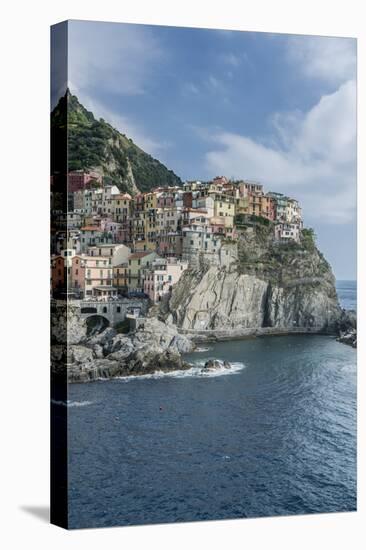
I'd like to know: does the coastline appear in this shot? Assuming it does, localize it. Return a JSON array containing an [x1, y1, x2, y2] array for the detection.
[[63, 327, 354, 385], [52, 298, 356, 385]]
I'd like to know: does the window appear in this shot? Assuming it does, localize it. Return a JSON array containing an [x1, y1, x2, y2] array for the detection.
[[117, 306, 121, 313]]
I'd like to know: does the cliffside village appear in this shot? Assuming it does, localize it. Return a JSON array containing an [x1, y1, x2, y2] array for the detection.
[[51, 173, 303, 304]]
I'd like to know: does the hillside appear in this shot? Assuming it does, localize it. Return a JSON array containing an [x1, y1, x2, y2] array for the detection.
[[51, 91, 182, 194]]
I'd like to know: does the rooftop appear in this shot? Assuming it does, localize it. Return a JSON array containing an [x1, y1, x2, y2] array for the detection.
[[80, 226, 101, 231], [129, 251, 155, 260]]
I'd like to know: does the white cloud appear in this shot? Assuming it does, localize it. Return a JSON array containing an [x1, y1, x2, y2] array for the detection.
[[220, 53, 242, 67], [287, 35, 356, 85], [68, 21, 164, 96], [182, 82, 200, 95], [205, 80, 356, 224], [67, 21, 167, 157]]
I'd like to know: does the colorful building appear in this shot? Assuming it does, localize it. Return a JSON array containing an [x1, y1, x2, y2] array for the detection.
[[144, 258, 188, 302], [119, 251, 159, 292]]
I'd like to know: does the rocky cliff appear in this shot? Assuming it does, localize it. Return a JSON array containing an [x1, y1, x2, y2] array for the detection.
[[51, 302, 194, 383], [163, 225, 342, 335]]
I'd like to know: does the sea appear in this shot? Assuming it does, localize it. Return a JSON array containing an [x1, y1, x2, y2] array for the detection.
[[336, 280, 357, 311], [65, 281, 357, 529]]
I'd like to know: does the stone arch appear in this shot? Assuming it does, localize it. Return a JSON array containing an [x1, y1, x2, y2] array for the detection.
[[85, 314, 110, 337]]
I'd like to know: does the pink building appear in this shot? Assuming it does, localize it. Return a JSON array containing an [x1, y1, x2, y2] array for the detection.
[[144, 258, 188, 302], [157, 192, 174, 208], [212, 175, 229, 186], [68, 171, 102, 192], [156, 232, 183, 257], [100, 218, 124, 242]]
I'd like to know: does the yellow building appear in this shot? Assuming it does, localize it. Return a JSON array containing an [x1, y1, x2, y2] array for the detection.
[[144, 192, 158, 210], [111, 193, 132, 223], [209, 192, 235, 217], [115, 251, 159, 292], [235, 196, 249, 215], [132, 211, 146, 249]]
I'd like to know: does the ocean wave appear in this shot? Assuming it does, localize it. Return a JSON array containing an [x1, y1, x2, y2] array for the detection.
[[110, 361, 246, 382], [51, 399, 94, 407], [193, 346, 212, 352]]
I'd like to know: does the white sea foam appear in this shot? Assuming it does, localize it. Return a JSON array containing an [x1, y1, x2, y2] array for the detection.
[[51, 399, 94, 407], [111, 361, 245, 382]]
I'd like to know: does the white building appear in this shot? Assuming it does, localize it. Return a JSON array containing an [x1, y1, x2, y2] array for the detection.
[[67, 211, 83, 229], [86, 243, 131, 266], [274, 222, 301, 242], [286, 198, 303, 226]]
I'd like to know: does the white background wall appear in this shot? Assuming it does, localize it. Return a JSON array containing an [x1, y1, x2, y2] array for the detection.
[[0, 1, 364, 549]]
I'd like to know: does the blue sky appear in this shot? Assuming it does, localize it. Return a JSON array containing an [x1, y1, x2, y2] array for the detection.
[[58, 20, 356, 279]]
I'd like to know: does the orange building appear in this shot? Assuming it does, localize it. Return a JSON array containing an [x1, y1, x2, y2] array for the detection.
[[248, 193, 275, 220]]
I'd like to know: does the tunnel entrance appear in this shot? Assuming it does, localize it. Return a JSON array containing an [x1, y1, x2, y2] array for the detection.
[[85, 314, 110, 337]]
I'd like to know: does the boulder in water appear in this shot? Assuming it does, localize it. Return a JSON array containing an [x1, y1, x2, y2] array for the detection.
[[203, 359, 230, 371]]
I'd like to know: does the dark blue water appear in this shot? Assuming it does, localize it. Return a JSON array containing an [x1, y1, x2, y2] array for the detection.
[[67, 335, 356, 529], [336, 280, 357, 311]]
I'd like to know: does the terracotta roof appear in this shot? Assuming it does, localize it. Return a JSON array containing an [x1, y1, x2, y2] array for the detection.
[[80, 226, 100, 231]]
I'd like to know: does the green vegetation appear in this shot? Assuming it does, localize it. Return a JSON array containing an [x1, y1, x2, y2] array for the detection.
[[301, 228, 316, 250], [236, 222, 330, 285], [51, 90, 182, 194], [249, 214, 271, 226], [234, 213, 271, 227]]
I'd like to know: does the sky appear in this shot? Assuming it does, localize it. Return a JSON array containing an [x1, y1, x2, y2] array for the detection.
[[54, 20, 357, 279]]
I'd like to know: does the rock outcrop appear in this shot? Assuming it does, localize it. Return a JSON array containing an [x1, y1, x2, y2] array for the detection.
[[203, 359, 231, 371], [162, 225, 342, 334], [336, 309, 357, 348], [51, 315, 194, 383], [336, 329, 357, 348]]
